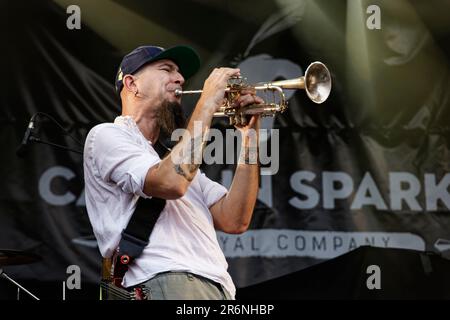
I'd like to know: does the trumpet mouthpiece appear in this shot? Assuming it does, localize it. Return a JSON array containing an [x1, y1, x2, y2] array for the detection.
[[174, 89, 183, 97]]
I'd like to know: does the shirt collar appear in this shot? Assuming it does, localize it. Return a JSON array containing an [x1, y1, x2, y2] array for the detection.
[[114, 115, 153, 145]]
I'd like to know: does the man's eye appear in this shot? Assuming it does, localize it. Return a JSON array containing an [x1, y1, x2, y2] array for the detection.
[[161, 68, 170, 72]]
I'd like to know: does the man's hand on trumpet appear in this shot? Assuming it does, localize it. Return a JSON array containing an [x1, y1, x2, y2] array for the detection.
[[231, 88, 263, 131], [198, 67, 241, 114], [195, 67, 264, 128]]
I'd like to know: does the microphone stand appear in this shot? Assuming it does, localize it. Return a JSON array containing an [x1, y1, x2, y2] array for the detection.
[[10, 112, 82, 300], [0, 268, 40, 300], [29, 136, 83, 155], [17, 112, 84, 156]]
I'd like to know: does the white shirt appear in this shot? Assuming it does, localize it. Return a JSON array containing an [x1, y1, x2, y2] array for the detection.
[[83, 116, 235, 298]]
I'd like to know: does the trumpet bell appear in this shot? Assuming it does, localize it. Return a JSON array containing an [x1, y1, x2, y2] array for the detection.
[[268, 61, 332, 104], [304, 61, 332, 104]]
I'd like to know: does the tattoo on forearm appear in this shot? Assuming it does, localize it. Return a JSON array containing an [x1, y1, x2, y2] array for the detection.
[[172, 134, 206, 181], [174, 164, 196, 182], [239, 145, 259, 165], [238, 129, 259, 165]]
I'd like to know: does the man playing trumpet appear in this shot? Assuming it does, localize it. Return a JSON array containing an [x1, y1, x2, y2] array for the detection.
[[83, 45, 262, 300]]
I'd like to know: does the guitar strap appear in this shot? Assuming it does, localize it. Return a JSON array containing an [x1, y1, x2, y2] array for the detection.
[[103, 140, 170, 295]]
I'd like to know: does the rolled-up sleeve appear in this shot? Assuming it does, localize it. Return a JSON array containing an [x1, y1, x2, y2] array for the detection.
[[198, 171, 228, 208], [85, 125, 160, 198]]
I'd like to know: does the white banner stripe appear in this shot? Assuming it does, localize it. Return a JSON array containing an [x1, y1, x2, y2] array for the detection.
[[217, 230, 426, 259]]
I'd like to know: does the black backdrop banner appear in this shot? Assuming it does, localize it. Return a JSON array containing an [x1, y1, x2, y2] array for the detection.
[[1, 0, 449, 294]]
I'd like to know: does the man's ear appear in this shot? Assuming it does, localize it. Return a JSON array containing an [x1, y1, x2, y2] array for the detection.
[[123, 74, 137, 93]]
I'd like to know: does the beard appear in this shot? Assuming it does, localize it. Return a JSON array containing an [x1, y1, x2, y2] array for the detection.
[[157, 100, 186, 138]]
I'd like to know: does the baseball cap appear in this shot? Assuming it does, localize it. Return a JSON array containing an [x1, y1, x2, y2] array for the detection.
[[115, 45, 201, 94]]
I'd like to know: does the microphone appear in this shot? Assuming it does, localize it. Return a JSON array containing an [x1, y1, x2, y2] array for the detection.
[[16, 115, 37, 157]]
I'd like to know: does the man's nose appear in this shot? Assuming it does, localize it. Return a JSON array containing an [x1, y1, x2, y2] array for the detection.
[[174, 72, 185, 86]]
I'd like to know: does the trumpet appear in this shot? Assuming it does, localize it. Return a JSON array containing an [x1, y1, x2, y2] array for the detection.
[[175, 61, 332, 125]]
